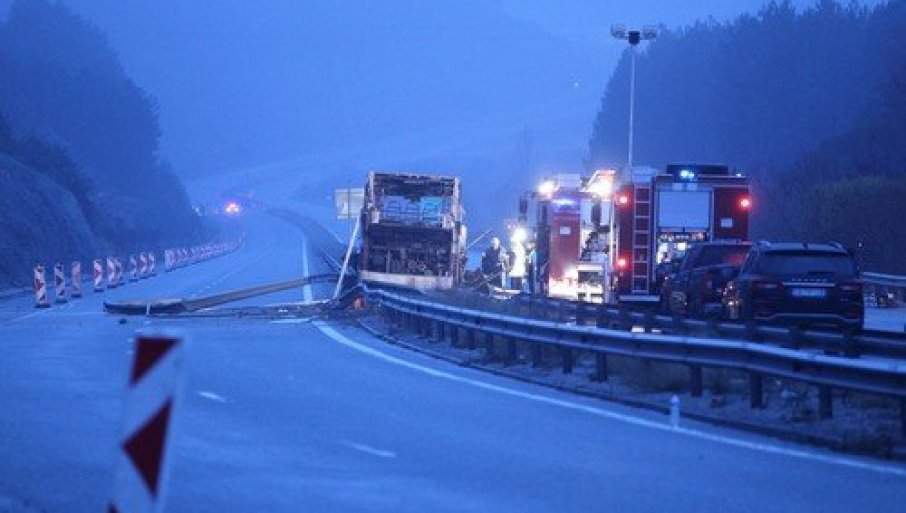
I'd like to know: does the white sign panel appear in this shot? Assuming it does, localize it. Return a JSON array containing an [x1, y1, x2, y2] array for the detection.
[[334, 188, 365, 220], [657, 190, 711, 231]]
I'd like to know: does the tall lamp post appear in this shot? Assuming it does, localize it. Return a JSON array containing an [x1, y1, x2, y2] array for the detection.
[[610, 25, 659, 170]]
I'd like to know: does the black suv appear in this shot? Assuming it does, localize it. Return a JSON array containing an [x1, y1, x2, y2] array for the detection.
[[722, 242, 863, 331], [662, 241, 752, 317]]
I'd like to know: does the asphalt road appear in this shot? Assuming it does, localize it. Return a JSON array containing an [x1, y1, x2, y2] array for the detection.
[[1, 208, 905, 513]]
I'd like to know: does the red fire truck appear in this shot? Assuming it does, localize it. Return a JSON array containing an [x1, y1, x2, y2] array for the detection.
[[611, 164, 751, 305], [518, 164, 750, 304]]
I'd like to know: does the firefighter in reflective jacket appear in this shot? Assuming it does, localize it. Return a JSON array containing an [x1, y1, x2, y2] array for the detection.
[[481, 237, 509, 288], [509, 236, 526, 291]]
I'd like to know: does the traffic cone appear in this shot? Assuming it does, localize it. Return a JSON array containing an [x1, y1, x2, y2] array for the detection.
[[53, 263, 68, 303]]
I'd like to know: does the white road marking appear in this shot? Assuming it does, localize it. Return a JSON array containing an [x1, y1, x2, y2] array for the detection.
[[339, 440, 397, 459], [313, 321, 906, 478], [300, 234, 313, 302], [197, 391, 228, 403]]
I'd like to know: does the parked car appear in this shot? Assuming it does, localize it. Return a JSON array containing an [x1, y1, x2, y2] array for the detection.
[[662, 241, 752, 316], [722, 242, 863, 331]]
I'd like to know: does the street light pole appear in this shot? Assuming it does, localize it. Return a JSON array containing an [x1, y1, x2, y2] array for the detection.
[[611, 25, 659, 171]]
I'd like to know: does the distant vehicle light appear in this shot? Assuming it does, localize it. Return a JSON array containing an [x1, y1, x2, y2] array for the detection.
[[617, 193, 630, 206], [538, 180, 557, 199], [224, 201, 242, 215], [616, 257, 628, 269], [739, 197, 752, 210], [586, 177, 614, 198]]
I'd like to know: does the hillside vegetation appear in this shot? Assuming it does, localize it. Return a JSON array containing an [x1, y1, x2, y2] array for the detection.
[[588, 0, 906, 272], [0, 0, 201, 286]]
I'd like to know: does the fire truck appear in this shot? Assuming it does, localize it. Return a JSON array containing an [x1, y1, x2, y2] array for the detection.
[[518, 164, 750, 304], [611, 164, 751, 304]]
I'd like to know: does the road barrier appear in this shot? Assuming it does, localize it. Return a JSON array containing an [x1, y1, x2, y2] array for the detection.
[[369, 288, 906, 434], [148, 252, 156, 276], [107, 257, 118, 289], [129, 255, 139, 282], [108, 332, 183, 513], [34, 265, 49, 308], [53, 263, 67, 304], [93, 259, 105, 292], [138, 253, 149, 279], [71, 261, 82, 298]]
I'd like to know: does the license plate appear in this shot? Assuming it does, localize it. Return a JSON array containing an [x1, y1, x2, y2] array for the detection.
[[791, 287, 826, 298]]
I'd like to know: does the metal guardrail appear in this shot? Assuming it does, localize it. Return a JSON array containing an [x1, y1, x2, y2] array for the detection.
[[508, 294, 906, 358], [369, 288, 906, 433]]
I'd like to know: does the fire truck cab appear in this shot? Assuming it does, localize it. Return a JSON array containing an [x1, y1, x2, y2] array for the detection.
[[611, 164, 751, 305]]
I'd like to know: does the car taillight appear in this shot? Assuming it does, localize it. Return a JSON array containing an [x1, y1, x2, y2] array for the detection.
[[616, 257, 628, 269]]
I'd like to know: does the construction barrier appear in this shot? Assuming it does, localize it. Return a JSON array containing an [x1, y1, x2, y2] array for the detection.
[[71, 261, 82, 298], [148, 252, 156, 276], [116, 258, 124, 287], [34, 264, 49, 308], [94, 259, 105, 292], [129, 255, 139, 282], [53, 263, 67, 304], [108, 257, 118, 289], [108, 333, 184, 513]]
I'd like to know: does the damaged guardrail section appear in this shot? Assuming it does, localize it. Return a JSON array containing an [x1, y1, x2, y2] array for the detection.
[[371, 289, 906, 436]]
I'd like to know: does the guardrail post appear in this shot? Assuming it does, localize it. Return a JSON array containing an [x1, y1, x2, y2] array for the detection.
[[420, 316, 431, 338], [594, 353, 608, 382], [745, 320, 757, 341], [435, 321, 445, 342], [450, 325, 460, 347], [532, 343, 543, 367], [749, 373, 764, 408], [595, 305, 607, 329], [689, 365, 703, 397], [467, 327, 477, 350], [576, 302, 586, 326], [561, 346, 573, 374], [504, 338, 517, 366], [619, 308, 632, 331], [643, 312, 655, 333], [818, 386, 833, 419], [484, 332, 495, 358], [557, 301, 568, 323]]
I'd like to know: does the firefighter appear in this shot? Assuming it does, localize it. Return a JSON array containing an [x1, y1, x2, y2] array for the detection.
[[509, 234, 527, 291], [481, 237, 509, 288]]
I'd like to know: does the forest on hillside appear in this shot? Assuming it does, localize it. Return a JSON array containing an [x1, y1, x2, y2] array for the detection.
[[0, 0, 201, 284], [588, 0, 906, 272]]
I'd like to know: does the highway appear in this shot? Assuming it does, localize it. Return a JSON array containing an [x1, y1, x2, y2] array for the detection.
[[1, 208, 905, 513]]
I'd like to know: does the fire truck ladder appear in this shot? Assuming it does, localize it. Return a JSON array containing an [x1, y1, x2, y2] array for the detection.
[[631, 185, 651, 293]]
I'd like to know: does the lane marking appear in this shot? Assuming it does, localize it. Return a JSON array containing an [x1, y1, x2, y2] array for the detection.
[[197, 391, 227, 403], [300, 233, 313, 302], [339, 440, 397, 459], [313, 321, 906, 478]]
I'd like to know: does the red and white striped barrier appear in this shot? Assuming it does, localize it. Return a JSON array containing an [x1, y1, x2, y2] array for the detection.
[[129, 255, 139, 282], [53, 263, 67, 303], [94, 259, 105, 292], [34, 264, 50, 308], [109, 333, 184, 513], [148, 252, 156, 276], [71, 261, 82, 298], [138, 253, 149, 279], [108, 257, 118, 289], [116, 258, 125, 287]]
